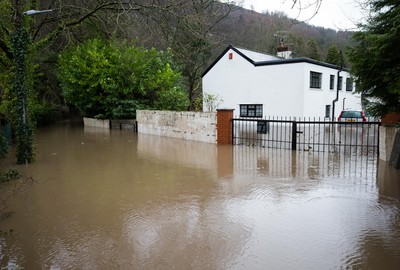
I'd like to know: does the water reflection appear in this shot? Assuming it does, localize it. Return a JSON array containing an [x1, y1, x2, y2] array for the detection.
[[377, 160, 400, 200], [0, 121, 399, 269]]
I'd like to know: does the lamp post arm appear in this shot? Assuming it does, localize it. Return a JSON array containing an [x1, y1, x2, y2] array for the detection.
[[23, 10, 53, 16]]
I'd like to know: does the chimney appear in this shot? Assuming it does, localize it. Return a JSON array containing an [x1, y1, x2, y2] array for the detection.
[[277, 38, 292, 59]]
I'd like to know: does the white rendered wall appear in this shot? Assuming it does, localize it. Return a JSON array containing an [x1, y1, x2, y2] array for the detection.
[[203, 49, 362, 119], [302, 63, 362, 119], [251, 63, 305, 117], [203, 48, 305, 118]]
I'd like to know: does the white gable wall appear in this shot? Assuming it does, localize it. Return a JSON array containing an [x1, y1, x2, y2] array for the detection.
[[203, 49, 253, 114]]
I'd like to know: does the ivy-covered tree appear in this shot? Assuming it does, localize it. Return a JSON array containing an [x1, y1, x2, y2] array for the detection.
[[347, 0, 400, 116], [58, 39, 189, 119]]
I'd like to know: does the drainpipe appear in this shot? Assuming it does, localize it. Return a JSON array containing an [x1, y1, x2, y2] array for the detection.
[[342, 98, 346, 110], [331, 66, 343, 121]]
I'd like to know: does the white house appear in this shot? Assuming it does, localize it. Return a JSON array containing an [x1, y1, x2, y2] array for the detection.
[[202, 45, 362, 119]]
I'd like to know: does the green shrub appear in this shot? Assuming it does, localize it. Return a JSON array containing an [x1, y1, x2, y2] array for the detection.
[[58, 39, 189, 119]]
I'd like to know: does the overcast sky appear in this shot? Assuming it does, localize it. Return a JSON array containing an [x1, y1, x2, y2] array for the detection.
[[242, 0, 368, 30]]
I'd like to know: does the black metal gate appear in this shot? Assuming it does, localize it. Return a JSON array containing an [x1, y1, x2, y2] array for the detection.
[[232, 117, 381, 156]]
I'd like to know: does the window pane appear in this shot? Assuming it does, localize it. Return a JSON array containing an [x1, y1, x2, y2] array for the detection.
[[256, 105, 263, 117], [338, 76, 343, 90], [310, 71, 322, 88], [239, 104, 263, 118], [240, 105, 247, 117], [346, 78, 353, 91], [325, 105, 331, 118], [248, 105, 255, 117]]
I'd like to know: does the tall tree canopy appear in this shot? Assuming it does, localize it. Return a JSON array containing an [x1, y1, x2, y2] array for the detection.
[[348, 0, 400, 116], [325, 45, 343, 66], [306, 39, 320, 61]]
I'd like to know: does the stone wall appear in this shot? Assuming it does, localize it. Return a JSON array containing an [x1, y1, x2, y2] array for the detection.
[[380, 126, 399, 162], [389, 130, 400, 169], [137, 110, 217, 144], [83, 117, 110, 128]]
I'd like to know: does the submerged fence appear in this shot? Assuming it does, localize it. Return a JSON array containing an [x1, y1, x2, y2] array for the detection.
[[232, 116, 381, 156]]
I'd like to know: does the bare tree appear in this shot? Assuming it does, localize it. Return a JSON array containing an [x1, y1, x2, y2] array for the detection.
[[287, 0, 323, 23], [138, 0, 242, 109]]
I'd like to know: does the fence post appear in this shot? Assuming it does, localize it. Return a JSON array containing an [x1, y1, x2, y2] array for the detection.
[[217, 109, 234, 145], [291, 121, 297, 150]]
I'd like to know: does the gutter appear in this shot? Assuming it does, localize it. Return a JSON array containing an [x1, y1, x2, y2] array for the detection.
[[332, 67, 343, 121]]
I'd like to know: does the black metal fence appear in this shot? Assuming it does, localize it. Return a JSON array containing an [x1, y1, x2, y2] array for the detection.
[[232, 116, 381, 156]]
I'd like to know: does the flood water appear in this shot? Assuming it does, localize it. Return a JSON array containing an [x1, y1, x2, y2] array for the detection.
[[1, 121, 400, 269]]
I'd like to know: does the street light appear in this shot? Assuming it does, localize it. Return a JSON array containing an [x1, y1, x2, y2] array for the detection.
[[23, 9, 53, 16], [12, 2, 53, 164]]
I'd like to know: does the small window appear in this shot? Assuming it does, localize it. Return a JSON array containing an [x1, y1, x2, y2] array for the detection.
[[338, 76, 343, 90], [329, 75, 335, 90], [310, 71, 322, 89], [240, 104, 263, 118], [346, 78, 353, 91], [325, 105, 331, 118]]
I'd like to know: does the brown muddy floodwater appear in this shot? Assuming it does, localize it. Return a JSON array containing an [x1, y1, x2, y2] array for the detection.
[[1, 121, 400, 270]]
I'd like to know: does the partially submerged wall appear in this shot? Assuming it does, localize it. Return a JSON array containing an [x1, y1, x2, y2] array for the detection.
[[389, 130, 400, 169], [137, 110, 217, 144], [83, 117, 110, 128], [380, 126, 400, 169]]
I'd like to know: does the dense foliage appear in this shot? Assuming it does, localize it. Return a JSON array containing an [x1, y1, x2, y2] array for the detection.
[[58, 39, 189, 119], [325, 45, 343, 66], [0, 132, 8, 158], [305, 39, 321, 61], [348, 0, 400, 116]]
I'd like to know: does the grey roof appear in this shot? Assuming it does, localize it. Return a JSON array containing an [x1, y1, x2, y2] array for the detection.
[[236, 47, 281, 62], [202, 45, 347, 78]]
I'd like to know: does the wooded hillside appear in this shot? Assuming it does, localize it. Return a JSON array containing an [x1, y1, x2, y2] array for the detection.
[[211, 7, 354, 64]]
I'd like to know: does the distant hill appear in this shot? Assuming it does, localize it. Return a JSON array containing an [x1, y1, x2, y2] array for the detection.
[[211, 7, 354, 63]]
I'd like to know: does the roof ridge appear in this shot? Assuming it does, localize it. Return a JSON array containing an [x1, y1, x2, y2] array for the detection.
[[201, 45, 348, 78]]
